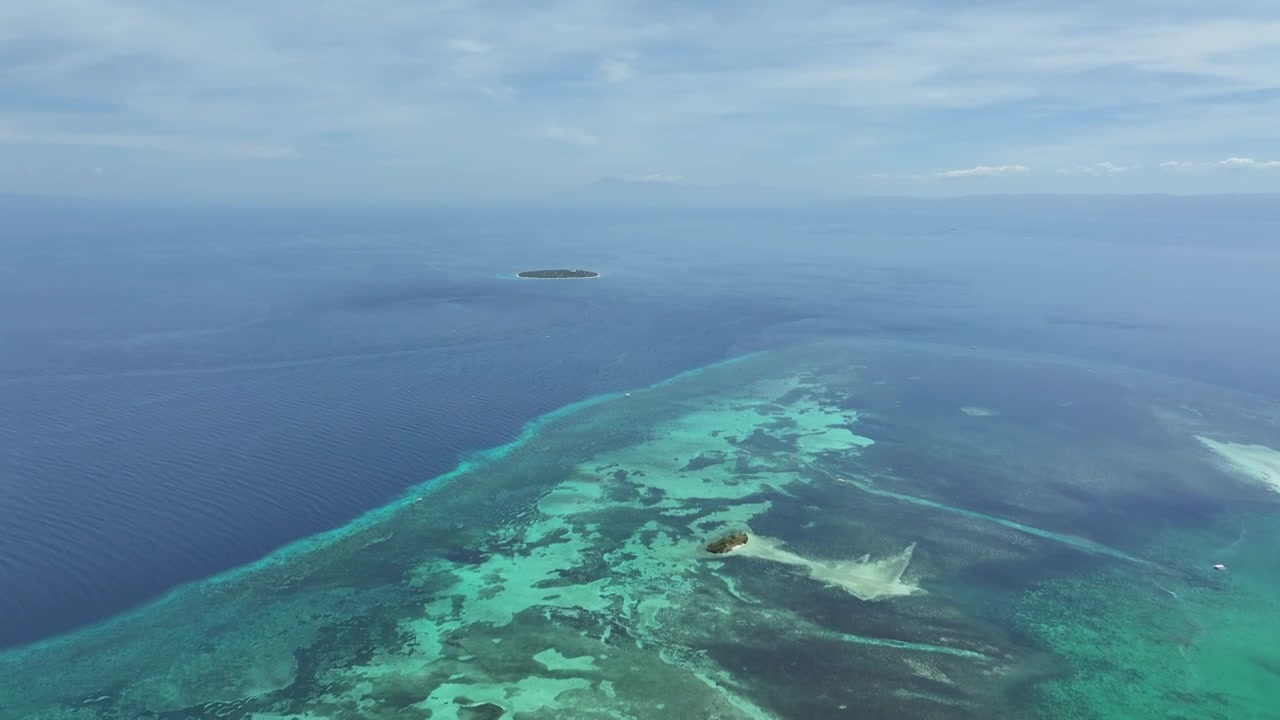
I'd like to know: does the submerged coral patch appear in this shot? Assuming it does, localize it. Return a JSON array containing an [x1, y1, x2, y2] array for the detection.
[[3, 341, 1280, 719]]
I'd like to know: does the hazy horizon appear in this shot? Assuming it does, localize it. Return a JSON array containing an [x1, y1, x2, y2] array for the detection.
[[7, 181, 1280, 212], [5, 1, 1280, 202]]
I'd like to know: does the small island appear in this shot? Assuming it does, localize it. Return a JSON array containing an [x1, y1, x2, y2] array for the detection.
[[516, 269, 600, 279], [705, 532, 749, 554]]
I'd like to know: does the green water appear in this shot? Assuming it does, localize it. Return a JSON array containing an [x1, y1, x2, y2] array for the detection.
[[3, 340, 1278, 719]]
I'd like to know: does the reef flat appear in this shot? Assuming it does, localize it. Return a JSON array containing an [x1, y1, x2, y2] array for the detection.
[[2, 340, 1278, 719]]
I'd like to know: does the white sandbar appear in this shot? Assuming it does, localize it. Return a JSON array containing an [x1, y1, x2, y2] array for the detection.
[[1196, 436, 1280, 493], [730, 536, 921, 601]]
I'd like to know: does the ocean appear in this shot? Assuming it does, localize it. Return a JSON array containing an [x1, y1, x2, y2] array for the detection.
[[1, 199, 1278, 718]]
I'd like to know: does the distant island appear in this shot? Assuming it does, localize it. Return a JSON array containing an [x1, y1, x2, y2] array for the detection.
[[516, 269, 599, 279]]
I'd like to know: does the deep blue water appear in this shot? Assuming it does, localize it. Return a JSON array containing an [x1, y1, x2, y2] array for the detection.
[[1, 200, 1278, 649]]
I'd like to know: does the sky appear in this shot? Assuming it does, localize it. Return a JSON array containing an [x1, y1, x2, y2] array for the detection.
[[3, 0, 1280, 202]]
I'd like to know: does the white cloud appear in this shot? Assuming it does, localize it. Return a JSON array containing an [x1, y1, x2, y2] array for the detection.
[[935, 165, 1031, 178], [1218, 157, 1253, 168], [0, 125, 299, 159], [1057, 161, 1131, 175], [541, 123, 599, 147], [1160, 157, 1280, 171], [1216, 157, 1280, 169], [225, 142, 302, 159], [5, 1, 1280, 198], [596, 57, 635, 83], [447, 38, 494, 54]]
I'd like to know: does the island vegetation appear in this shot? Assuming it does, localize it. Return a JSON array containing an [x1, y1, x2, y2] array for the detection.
[[516, 269, 599, 279], [705, 532, 749, 554]]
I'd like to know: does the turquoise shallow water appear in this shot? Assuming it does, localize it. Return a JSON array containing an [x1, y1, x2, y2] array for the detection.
[[3, 339, 1278, 719]]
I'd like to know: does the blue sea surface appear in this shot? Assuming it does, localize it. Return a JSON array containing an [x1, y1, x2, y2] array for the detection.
[[1, 200, 1278, 653]]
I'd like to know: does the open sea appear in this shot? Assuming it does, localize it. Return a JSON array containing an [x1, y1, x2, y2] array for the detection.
[[1, 198, 1278, 718]]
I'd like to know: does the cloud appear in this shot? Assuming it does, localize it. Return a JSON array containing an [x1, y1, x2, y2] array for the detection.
[[862, 165, 1030, 181], [1057, 162, 1131, 175], [1216, 157, 1280, 169], [447, 38, 494, 55], [1160, 157, 1280, 171], [596, 57, 635, 83], [225, 143, 303, 159], [4, 1, 1280, 199], [0, 125, 300, 159], [935, 165, 1031, 178], [541, 123, 599, 147]]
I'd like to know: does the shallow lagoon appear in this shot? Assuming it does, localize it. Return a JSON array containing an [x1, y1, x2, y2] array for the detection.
[[3, 339, 1278, 719]]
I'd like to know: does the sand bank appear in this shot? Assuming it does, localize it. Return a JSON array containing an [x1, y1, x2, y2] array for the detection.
[[731, 536, 921, 601], [1196, 436, 1280, 493]]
